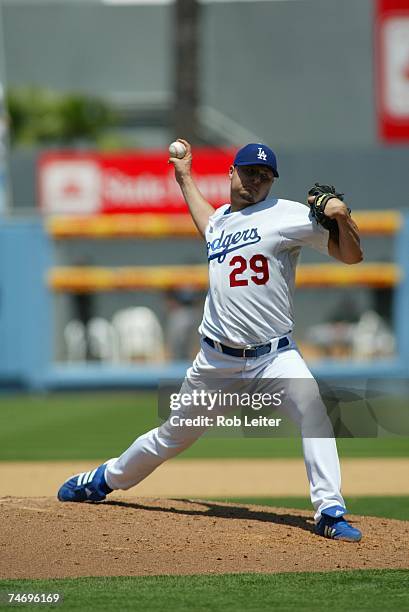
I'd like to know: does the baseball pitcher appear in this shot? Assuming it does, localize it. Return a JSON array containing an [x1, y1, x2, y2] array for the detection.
[[57, 140, 363, 542]]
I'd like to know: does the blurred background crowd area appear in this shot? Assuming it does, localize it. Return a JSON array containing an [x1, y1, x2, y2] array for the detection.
[[59, 291, 395, 364], [0, 0, 407, 369]]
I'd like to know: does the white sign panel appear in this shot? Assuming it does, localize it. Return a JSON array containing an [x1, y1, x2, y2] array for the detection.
[[383, 17, 409, 117]]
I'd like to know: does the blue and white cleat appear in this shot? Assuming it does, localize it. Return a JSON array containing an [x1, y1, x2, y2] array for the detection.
[[315, 505, 362, 542], [57, 463, 112, 502]]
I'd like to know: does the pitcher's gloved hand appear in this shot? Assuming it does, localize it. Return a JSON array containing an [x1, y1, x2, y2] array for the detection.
[[307, 183, 350, 232]]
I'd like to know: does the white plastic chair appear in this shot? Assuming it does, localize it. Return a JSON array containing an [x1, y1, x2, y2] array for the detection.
[[112, 307, 165, 363], [352, 310, 395, 359], [87, 317, 119, 363], [64, 319, 86, 362]]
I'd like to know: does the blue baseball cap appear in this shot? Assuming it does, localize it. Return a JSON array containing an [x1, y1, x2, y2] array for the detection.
[[233, 143, 279, 177]]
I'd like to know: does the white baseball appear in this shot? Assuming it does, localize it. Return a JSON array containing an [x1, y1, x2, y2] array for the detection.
[[169, 141, 187, 159]]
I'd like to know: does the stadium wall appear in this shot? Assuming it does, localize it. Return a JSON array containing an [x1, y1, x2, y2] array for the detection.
[[0, 214, 408, 391]]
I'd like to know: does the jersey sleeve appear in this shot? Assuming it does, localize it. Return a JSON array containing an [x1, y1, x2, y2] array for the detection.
[[204, 204, 230, 238], [279, 201, 329, 255]]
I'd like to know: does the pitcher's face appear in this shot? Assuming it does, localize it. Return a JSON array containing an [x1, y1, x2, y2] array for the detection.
[[229, 164, 274, 208]]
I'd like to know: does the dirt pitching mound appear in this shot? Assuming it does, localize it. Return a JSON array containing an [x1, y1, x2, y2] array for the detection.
[[0, 497, 408, 579]]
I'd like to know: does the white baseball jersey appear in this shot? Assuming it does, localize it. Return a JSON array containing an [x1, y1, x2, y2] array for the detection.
[[199, 197, 329, 346]]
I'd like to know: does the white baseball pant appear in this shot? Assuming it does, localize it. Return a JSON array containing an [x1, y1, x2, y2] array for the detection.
[[105, 337, 345, 521]]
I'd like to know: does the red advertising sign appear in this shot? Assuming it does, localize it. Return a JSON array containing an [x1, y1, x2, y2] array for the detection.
[[376, 0, 409, 142], [38, 149, 234, 215]]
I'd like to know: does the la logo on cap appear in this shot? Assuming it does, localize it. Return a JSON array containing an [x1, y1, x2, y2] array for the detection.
[[257, 148, 267, 161]]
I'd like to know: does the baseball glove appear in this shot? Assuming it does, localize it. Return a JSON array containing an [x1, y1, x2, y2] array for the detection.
[[308, 183, 349, 232]]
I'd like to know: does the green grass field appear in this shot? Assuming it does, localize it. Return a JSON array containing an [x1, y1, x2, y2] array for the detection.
[[0, 391, 408, 460], [0, 571, 408, 611], [213, 496, 409, 521], [1, 391, 408, 611]]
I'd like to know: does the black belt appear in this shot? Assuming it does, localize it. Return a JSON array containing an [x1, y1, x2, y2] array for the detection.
[[203, 336, 290, 358]]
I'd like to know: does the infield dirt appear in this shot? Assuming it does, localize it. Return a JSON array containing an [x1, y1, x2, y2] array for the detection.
[[1, 497, 408, 579]]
